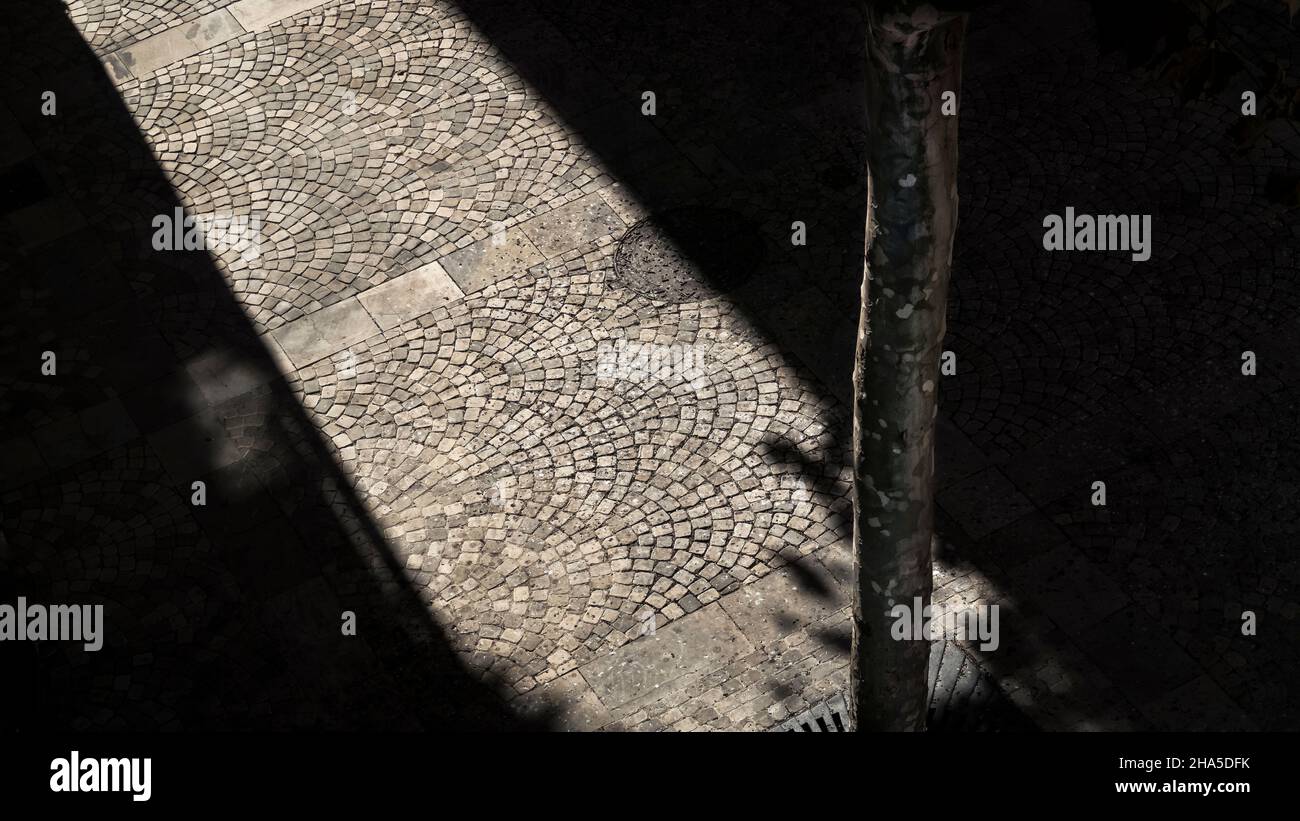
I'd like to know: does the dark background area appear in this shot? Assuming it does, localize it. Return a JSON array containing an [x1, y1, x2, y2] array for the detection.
[[2, 0, 1297, 731]]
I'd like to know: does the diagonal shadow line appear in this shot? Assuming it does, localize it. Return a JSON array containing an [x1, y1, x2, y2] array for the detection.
[[447, 0, 870, 611], [454, 0, 869, 381], [447, 0, 1300, 732], [445, 0, 1044, 731], [0, 0, 550, 731], [0, 0, 1138, 732]]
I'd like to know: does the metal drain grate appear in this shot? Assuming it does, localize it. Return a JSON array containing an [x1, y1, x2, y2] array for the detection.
[[611, 207, 763, 303], [774, 693, 850, 732]]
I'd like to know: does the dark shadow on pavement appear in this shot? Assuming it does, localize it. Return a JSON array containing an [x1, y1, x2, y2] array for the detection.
[[452, 0, 1298, 731], [0, 0, 547, 731]]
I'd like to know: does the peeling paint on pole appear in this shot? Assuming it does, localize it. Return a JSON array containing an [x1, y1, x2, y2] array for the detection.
[[852, 2, 967, 732]]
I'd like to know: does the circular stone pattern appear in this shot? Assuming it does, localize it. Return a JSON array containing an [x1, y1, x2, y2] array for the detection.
[[612, 207, 763, 303]]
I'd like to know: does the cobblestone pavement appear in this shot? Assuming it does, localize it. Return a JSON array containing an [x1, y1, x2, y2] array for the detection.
[[1, 0, 1296, 730]]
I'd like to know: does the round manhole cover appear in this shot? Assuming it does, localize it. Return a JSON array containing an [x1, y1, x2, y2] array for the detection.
[[612, 207, 763, 303]]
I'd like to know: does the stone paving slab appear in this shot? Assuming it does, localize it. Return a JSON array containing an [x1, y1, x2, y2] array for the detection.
[[719, 557, 845, 650], [356, 260, 464, 331], [935, 415, 990, 490], [973, 512, 1072, 571], [437, 228, 547, 295], [32, 398, 140, 474], [1004, 542, 1130, 635], [603, 613, 848, 731], [228, 0, 332, 32], [102, 52, 134, 83], [66, 0, 241, 56], [518, 193, 626, 259], [108, 9, 245, 78], [144, 407, 244, 483], [86, 0, 613, 334], [1138, 675, 1258, 732], [596, 183, 645, 226], [1075, 606, 1206, 706], [579, 602, 753, 709], [268, 297, 380, 370], [515, 670, 614, 731], [937, 468, 1038, 541], [185, 346, 281, 406], [262, 335, 298, 378]]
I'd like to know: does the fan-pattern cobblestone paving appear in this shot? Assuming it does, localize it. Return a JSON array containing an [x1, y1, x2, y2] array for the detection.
[[1, 0, 1295, 730]]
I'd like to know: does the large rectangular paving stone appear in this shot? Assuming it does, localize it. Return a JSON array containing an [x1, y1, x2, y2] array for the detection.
[[937, 467, 1038, 541], [1076, 605, 1204, 704], [596, 183, 646, 226], [184, 345, 281, 406], [519, 193, 625, 259], [229, 0, 332, 32], [103, 53, 134, 83], [974, 511, 1070, 570], [438, 228, 545, 294], [1138, 675, 1257, 732], [145, 406, 243, 483], [268, 297, 379, 370], [357, 260, 463, 330], [109, 9, 245, 78], [263, 335, 297, 377], [579, 604, 752, 709], [1004, 542, 1129, 635], [720, 560, 846, 649], [513, 670, 613, 732], [33, 399, 140, 473]]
